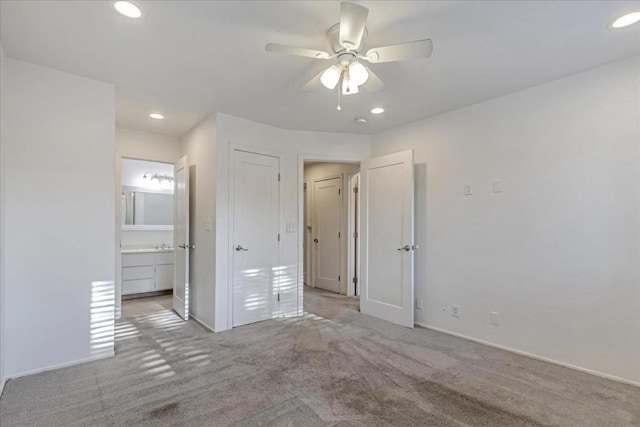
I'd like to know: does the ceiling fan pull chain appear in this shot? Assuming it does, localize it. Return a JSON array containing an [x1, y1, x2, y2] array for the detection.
[[336, 73, 342, 111]]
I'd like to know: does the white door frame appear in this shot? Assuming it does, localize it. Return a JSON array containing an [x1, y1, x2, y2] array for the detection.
[[297, 153, 363, 315], [228, 144, 284, 329], [346, 171, 360, 297]]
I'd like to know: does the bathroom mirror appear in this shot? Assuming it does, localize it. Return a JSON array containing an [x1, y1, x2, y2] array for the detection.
[[121, 186, 174, 230]]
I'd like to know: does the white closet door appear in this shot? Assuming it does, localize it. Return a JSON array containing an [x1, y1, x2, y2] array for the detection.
[[232, 150, 280, 327]]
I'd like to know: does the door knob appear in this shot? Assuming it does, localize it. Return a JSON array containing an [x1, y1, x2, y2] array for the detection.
[[396, 245, 411, 251], [235, 245, 248, 251], [314, 238, 319, 243]]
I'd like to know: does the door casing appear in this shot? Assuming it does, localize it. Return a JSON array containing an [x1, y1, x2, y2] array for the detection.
[[347, 172, 360, 296], [297, 154, 363, 315]]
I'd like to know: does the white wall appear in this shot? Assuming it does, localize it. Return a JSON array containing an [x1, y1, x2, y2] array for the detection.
[[214, 113, 370, 331], [304, 162, 360, 295], [371, 57, 640, 385], [0, 42, 7, 394], [180, 115, 217, 330], [116, 127, 182, 163], [2, 58, 115, 377]]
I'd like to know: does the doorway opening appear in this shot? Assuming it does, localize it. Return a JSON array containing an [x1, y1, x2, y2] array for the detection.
[[118, 157, 176, 318], [303, 161, 361, 312]]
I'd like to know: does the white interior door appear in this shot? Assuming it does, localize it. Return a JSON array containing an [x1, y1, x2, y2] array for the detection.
[[313, 177, 342, 293], [173, 156, 190, 320], [360, 150, 414, 328], [232, 150, 280, 327]]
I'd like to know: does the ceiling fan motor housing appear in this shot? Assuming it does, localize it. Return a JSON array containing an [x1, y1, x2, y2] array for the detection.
[[327, 23, 368, 54], [337, 51, 357, 67]]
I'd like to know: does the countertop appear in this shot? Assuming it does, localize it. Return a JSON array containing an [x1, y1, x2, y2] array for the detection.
[[121, 248, 175, 254]]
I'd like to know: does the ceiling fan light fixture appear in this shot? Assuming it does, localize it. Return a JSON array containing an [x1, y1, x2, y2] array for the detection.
[[320, 65, 342, 89], [609, 11, 640, 28], [348, 62, 369, 86]]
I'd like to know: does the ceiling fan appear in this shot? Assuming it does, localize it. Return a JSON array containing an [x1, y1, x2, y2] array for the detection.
[[265, 2, 433, 110]]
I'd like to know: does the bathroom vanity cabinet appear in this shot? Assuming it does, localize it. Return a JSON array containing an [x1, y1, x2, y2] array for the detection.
[[121, 249, 175, 296]]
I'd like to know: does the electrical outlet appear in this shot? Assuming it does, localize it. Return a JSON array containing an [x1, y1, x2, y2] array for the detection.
[[416, 298, 424, 310], [451, 305, 460, 318], [490, 311, 500, 326]]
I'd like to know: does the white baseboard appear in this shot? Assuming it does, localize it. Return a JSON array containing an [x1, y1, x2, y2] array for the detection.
[[8, 351, 114, 380], [189, 313, 215, 332], [415, 322, 640, 388]]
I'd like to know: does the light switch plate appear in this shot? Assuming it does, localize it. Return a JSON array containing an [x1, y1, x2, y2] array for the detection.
[[493, 179, 504, 193], [204, 219, 212, 232], [286, 222, 296, 233], [490, 311, 500, 325], [464, 184, 472, 196]]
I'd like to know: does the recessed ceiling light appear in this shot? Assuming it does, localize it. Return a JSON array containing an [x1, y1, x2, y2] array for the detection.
[[149, 113, 164, 120], [370, 107, 385, 114], [113, 1, 142, 19], [609, 11, 640, 29]]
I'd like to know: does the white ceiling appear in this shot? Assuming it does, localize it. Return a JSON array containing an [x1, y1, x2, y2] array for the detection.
[[1, 1, 638, 137]]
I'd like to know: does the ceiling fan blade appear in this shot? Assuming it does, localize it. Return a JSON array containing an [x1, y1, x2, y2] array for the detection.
[[361, 66, 386, 93], [339, 2, 369, 50], [265, 43, 331, 59], [365, 39, 433, 63]]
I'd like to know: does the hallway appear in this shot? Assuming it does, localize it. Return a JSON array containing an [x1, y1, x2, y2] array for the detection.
[[0, 290, 638, 426]]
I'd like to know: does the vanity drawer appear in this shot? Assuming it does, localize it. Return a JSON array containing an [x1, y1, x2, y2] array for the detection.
[[122, 279, 154, 295], [155, 252, 174, 265], [122, 253, 154, 267], [122, 265, 154, 281]]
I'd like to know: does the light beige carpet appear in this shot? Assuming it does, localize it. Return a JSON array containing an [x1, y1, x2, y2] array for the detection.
[[0, 287, 638, 426]]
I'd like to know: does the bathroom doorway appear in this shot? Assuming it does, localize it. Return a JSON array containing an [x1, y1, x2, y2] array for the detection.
[[117, 158, 176, 318]]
